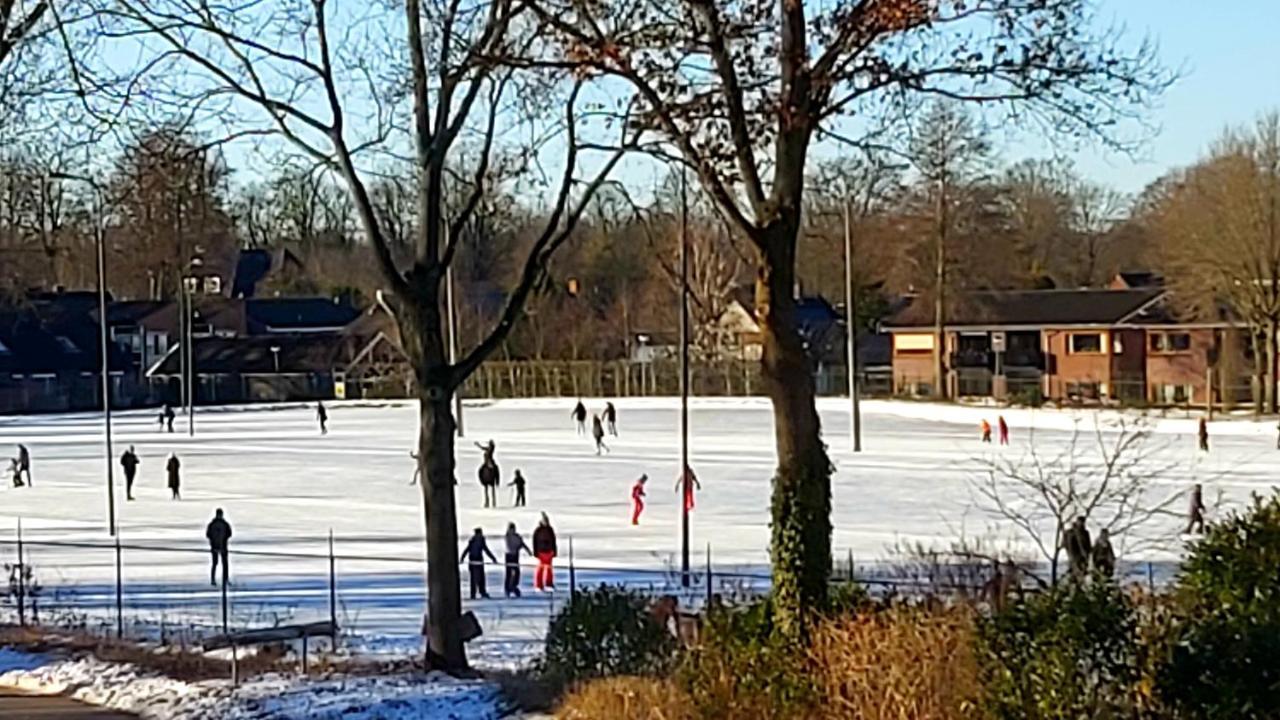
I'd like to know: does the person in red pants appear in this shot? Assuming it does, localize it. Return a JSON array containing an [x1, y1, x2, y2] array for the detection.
[[532, 513, 558, 591], [631, 474, 648, 525], [998, 415, 1009, 445], [677, 465, 700, 512]]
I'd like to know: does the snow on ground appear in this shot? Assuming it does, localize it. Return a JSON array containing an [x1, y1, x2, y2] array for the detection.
[[0, 647, 506, 719], [0, 397, 1274, 665]]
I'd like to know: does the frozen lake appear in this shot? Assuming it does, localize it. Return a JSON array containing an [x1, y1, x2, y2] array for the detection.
[[0, 398, 1274, 665]]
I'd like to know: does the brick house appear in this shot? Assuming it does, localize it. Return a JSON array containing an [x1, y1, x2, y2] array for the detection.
[[882, 283, 1250, 406]]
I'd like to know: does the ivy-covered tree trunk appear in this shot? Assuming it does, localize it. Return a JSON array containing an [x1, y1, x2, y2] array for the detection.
[[757, 219, 832, 639]]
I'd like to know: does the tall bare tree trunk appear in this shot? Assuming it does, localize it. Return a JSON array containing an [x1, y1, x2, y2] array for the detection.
[[1268, 319, 1278, 414], [933, 179, 947, 400], [758, 222, 831, 639], [402, 295, 465, 669]]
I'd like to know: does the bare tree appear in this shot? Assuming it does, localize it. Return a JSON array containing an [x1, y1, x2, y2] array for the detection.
[[969, 418, 1185, 587], [533, 0, 1171, 636], [96, 0, 635, 669], [1152, 113, 1280, 413]]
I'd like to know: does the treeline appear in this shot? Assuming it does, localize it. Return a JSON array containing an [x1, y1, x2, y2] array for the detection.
[[4, 108, 1279, 364]]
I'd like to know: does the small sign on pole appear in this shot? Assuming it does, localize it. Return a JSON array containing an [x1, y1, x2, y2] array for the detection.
[[991, 331, 1007, 353]]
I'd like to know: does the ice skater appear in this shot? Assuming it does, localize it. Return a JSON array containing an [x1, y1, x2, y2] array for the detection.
[[980, 419, 992, 443], [16, 444, 31, 485], [460, 527, 497, 599], [161, 403, 176, 433], [532, 513, 557, 591], [604, 401, 618, 436], [166, 453, 182, 500], [1186, 483, 1207, 535], [316, 401, 329, 434], [1197, 417, 1209, 452], [997, 416, 1009, 446], [1064, 516, 1092, 581], [475, 439, 496, 465], [206, 508, 232, 587], [592, 414, 609, 455], [1091, 528, 1115, 580], [509, 469, 527, 507], [631, 474, 648, 525], [503, 522, 532, 598], [120, 446, 140, 500], [572, 400, 587, 435], [677, 465, 701, 512], [479, 461, 500, 508], [409, 450, 421, 486], [8, 458, 23, 488]]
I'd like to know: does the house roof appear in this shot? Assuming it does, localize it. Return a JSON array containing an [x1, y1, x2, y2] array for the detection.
[[104, 300, 169, 326], [148, 333, 351, 375], [231, 248, 304, 299], [246, 298, 361, 332], [0, 303, 133, 374], [883, 288, 1164, 330]]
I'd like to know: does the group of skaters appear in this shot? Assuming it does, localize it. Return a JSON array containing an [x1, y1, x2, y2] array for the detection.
[[979, 416, 1011, 444], [460, 513, 559, 599], [573, 400, 617, 455], [118, 446, 185, 500], [159, 401, 330, 434]]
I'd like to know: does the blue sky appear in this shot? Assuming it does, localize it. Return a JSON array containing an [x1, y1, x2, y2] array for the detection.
[[1052, 0, 1280, 193]]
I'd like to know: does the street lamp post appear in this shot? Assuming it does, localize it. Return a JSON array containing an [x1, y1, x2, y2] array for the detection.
[[51, 172, 116, 536], [843, 200, 862, 453], [679, 167, 691, 588]]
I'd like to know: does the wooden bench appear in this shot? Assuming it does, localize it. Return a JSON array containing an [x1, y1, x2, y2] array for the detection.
[[203, 620, 337, 684]]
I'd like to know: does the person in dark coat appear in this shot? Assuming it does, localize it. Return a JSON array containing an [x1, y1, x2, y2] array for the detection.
[[120, 446, 140, 500], [206, 508, 233, 586], [509, 469, 527, 507], [475, 440, 496, 465], [460, 527, 497, 599], [604, 402, 618, 436], [8, 458, 22, 488], [532, 513, 557, 591], [1064, 516, 1092, 580], [317, 402, 329, 434], [162, 404, 176, 433], [572, 401, 587, 435], [16, 444, 30, 485], [592, 415, 609, 455], [166, 454, 182, 500], [479, 461, 500, 507], [1091, 528, 1116, 580], [503, 522, 532, 597], [1186, 483, 1207, 535], [1197, 417, 1209, 452]]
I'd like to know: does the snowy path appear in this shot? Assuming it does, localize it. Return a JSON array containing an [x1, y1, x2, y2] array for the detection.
[[0, 398, 1273, 664]]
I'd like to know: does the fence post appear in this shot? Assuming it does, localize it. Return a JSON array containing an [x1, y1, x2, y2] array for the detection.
[[329, 529, 338, 650], [705, 543, 712, 608], [220, 559, 229, 634], [115, 532, 124, 639], [16, 517, 24, 627], [568, 536, 576, 600], [847, 548, 855, 583]]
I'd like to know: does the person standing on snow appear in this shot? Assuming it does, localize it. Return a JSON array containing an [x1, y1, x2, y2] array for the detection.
[[997, 416, 1009, 446], [475, 440, 496, 466], [1186, 483, 1207, 535], [316, 401, 329, 434], [631, 474, 648, 525], [532, 514, 558, 591], [604, 402, 618, 436], [1091, 528, 1116, 580], [166, 453, 182, 500], [8, 458, 23, 488], [460, 527, 497, 599], [1197, 417, 1209, 452], [571, 401, 587, 435], [120, 446, 140, 500], [162, 403, 176, 433], [206, 508, 233, 587], [16, 444, 31, 486], [980, 419, 992, 443], [592, 415, 609, 455], [1064, 516, 1092, 580], [503, 522, 532, 598], [677, 465, 701, 512], [478, 461, 499, 508], [509, 469, 527, 507]]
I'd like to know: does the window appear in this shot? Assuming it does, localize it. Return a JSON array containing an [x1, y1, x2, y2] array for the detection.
[[1155, 384, 1193, 404], [1149, 332, 1192, 353], [1067, 381, 1102, 399], [1069, 333, 1103, 354], [894, 333, 935, 355]]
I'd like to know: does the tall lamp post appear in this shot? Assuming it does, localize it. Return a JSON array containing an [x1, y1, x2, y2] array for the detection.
[[843, 200, 862, 453], [182, 255, 203, 437], [679, 166, 691, 588], [51, 172, 116, 536]]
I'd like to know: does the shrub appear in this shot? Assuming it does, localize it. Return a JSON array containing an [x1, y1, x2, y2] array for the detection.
[[1009, 385, 1043, 408], [675, 597, 816, 720], [556, 676, 694, 720], [1156, 492, 1280, 719], [808, 605, 980, 720], [977, 581, 1140, 719], [541, 585, 675, 688]]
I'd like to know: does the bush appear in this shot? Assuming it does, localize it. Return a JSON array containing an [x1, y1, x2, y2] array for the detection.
[[556, 676, 694, 720], [808, 605, 980, 720], [675, 597, 816, 720], [977, 582, 1140, 719], [1009, 385, 1043, 408], [1156, 492, 1280, 719], [541, 585, 675, 688]]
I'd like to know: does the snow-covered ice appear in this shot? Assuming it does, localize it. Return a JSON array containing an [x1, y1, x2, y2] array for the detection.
[[0, 647, 506, 718], [0, 397, 1274, 664]]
